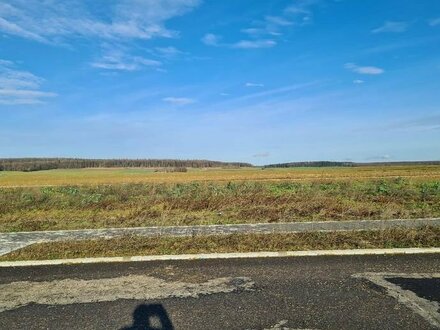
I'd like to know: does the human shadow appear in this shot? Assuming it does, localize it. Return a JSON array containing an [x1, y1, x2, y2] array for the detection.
[[120, 304, 174, 330]]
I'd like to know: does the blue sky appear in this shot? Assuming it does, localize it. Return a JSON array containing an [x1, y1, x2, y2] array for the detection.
[[0, 0, 439, 164]]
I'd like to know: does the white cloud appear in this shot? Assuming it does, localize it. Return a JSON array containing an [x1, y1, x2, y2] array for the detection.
[[284, 0, 317, 23], [91, 49, 161, 71], [284, 0, 316, 14], [162, 97, 195, 106], [0, 89, 56, 98], [353, 79, 364, 84], [0, 16, 48, 43], [372, 21, 408, 33], [241, 28, 264, 36], [245, 82, 264, 87], [429, 18, 440, 26], [232, 39, 276, 49], [0, 0, 201, 43], [0, 68, 42, 89], [202, 32, 276, 49], [345, 63, 384, 75], [205, 0, 319, 50], [245, 0, 317, 37], [0, 59, 14, 66], [201, 33, 220, 46], [0, 60, 56, 105], [241, 27, 283, 37], [154, 46, 183, 59], [265, 16, 293, 26]]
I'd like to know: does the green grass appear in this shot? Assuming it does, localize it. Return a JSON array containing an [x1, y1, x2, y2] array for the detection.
[[1, 227, 438, 261], [1, 178, 440, 232]]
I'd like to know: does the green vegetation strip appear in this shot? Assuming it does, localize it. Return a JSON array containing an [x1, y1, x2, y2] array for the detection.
[[0, 178, 440, 232], [2, 227, 439, 261], [1, 178, 440, 232]]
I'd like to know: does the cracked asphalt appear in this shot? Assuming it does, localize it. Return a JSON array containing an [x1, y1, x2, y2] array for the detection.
[[0, 254, 439, 330]]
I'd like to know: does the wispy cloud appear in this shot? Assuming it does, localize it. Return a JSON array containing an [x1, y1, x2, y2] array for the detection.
[[253, 152, 270, 158], [245, 0, 317, 36], [265, 16, 293, 27], [201, 33, 220, 46], [245, 82, 264, 87], [202, 33, 276, 49], [0, 89, 57, 103], [216, 81, 321, 107], [353, 79, 364, 84], [0, 1, 201, 43], [0, 59, 56, 105], [162, 97, 196, 106], [284, 0, 317, 20], [205, 0, 319, 50], [232, 40, 276, 49], [240, 28, 265, 36], [154, 46, 184, 59], [388, 114, 440, 131], [372, 21, 408, 33], [429, 17, 440, 27], [0, 59, 14, 66], [345, 63, 384, 75], [91, 48, 161, 71], [0, 67, 42, 89]]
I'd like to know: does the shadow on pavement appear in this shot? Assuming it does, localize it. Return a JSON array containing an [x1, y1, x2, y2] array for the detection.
[[120, 304, 174, 330]]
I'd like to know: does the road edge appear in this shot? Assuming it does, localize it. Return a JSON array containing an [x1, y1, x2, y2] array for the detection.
[[1, 247, 439, 267]]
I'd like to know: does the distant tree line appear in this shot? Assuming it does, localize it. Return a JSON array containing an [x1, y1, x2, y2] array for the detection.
[[263, 161, 355, 168], [263, 161, 440, 168], [0, 158, 253, 172], [2, 158, 439, 172], [355, 161, 440, 167]]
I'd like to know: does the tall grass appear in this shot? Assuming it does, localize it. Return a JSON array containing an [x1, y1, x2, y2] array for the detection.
[[1, 178, 439, 232], [2, 227, 439, 261]]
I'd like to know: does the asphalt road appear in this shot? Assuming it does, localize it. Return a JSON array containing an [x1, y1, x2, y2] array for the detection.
[[0, 254, 439, 330]]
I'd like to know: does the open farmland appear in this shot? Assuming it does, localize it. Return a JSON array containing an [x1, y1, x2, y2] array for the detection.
[[1, 165, 440, 187], [1, 166, 440, 232]]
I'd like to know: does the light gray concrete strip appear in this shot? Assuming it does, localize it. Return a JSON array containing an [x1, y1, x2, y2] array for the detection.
[[0, 242, 35, 257], [0, 275, 255, 312], [353, 273, 440, 327], [1, 248, 439, 268], [1, 218, 439, 256]]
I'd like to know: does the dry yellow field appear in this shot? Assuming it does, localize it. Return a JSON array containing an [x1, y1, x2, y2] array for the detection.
[[1, 165, 440, 187], [1, 165, 440, 232]]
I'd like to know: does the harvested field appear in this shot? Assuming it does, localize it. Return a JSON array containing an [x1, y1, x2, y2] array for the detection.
[[1, 166, 440, 187], [1, 170, 439, 232]]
